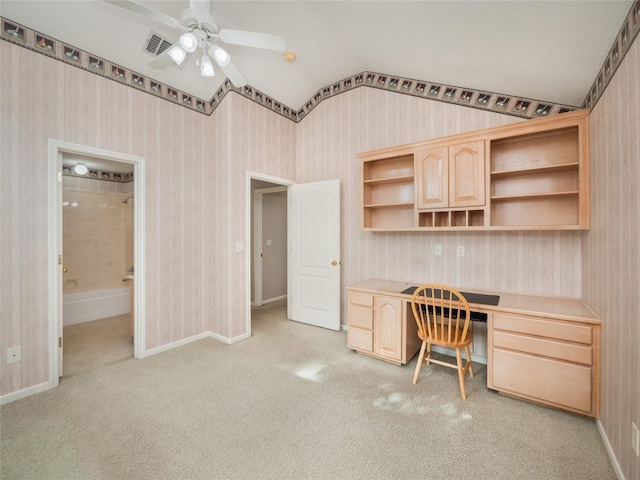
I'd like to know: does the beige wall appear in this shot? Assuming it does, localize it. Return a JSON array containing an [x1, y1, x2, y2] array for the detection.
[[584, 37, 640, 480]]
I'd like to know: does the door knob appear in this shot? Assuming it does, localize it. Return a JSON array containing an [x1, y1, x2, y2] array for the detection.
[[63, 267, 68, 273], [331, 260, 340, 266]]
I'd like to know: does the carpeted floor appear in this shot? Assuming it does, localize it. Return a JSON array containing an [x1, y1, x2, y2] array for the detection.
[[63, 314, 133, 377], [0, 300, 616, 479]]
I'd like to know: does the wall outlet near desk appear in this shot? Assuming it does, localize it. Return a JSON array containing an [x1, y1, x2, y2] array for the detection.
[[457, 245, 465, 257], [434, 244, 442, 256], [633, 422, 640, 457], [7, 346, 21, 364]]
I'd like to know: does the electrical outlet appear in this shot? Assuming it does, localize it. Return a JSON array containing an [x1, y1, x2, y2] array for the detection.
[[633, 422, 640, 457], [457, 245, 465, 257], [7, 346, 21, 364], [434, 244, 442, 256]]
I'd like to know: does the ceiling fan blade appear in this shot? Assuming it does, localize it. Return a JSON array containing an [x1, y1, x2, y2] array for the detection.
[[102, 0, 181, 28], [220, 60, 248, 87], [189, 0, 210, 24], [219, 30, 286, 52]]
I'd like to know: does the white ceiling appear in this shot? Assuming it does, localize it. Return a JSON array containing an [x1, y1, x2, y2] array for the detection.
[[0, 1, 633, 111]]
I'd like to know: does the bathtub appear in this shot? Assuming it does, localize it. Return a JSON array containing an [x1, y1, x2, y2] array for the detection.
[[63, 286, 130, 326]]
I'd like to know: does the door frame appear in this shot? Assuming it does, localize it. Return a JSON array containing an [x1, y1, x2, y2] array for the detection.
[[245, 171, 294, 337], [47, 139, 146, 388]]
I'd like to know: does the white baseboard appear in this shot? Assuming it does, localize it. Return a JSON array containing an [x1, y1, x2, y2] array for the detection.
[[0, 381, 51, 405], [143, 332, 212, 358], [597, 419, 625, 480]]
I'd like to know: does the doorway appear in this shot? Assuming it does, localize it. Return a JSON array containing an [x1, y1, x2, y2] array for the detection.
[[48, 140, 145, 388], [246, 172, 294, 337], [61, 154, 135, 376]]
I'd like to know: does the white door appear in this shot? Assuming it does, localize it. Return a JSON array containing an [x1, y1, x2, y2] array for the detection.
[[289, 179, 341, 331]]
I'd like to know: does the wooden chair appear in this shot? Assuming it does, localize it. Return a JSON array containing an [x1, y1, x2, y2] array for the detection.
[[410, 283, 474, 400]]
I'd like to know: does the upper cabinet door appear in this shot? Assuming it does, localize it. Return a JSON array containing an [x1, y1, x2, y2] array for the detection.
[[416, 147, 448, 209], [449, 140, 485, 207]]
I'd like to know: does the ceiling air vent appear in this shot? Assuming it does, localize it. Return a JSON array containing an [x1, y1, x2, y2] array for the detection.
[[144, 32, 172, 56]]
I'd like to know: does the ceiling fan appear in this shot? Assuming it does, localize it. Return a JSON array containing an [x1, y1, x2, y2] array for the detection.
[[103, 0, 286, 87]]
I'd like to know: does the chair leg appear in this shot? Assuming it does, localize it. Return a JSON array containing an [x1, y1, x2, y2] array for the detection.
[[465, 345, 474, 378], [455, 348, 467, 400], [425, 342, 432, 365], [413, 341, 427, 385]]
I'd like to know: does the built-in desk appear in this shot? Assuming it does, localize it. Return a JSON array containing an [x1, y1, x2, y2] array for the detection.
[[347, 279, 601, 418]]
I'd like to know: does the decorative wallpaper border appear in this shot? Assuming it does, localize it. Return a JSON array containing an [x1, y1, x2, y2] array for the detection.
[[583, 0, 640, 109], [3, 3, 639, 123], [62, 165, 134, 182]]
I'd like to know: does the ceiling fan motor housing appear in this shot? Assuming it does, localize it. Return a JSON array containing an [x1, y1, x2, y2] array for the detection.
[[180, 8, 218, 35]]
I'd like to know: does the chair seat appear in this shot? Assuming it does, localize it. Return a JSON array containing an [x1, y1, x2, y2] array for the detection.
[[418, 326, 473, 349], [418, 328, 473, 348]]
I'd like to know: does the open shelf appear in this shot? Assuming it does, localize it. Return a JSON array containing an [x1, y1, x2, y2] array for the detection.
[[363, 155, 414, 182], [364, 204, 416, 229], [364, 175, 414, 186], [491, 195, 579, 227], [491, 162, 579, 177]]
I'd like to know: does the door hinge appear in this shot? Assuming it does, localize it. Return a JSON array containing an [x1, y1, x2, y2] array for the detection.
[[57, 171, 62, 182], [58, 337, 62, 348], [58, 255, 62, 265]]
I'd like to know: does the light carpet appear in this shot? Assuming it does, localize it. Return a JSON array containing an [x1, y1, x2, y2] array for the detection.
[[0, 300, 615, 479]]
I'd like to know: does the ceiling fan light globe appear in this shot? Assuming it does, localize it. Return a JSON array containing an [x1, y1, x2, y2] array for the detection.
[[167, 44, 187, 65], [179, 32, 198, 53], [200, 54, 215, 77], [210, 44, 230, 67]]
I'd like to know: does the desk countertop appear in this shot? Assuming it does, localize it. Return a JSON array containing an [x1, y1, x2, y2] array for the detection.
[[347, 279, 600, 325]]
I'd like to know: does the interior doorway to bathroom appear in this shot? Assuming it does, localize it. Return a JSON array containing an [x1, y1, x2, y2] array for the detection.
[[61, 153, 135, 377], [48, 140, 145, 387]]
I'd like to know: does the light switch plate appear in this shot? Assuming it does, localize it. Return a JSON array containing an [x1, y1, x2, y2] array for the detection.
[[235, 242, 244, 252]]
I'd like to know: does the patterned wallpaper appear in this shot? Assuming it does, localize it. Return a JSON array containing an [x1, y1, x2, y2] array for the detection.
[[5, 4, 638, 123]]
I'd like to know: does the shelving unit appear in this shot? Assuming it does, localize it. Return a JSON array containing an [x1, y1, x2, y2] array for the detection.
[[362, 155, 415, 229], [359, 109, 589, 231], [488, 125, 586, 228]]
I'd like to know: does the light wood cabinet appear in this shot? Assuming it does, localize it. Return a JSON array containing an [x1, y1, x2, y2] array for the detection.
[[359, 109, 589, 231], [347, 291, 420, 365], [488, 312, 599, 417]]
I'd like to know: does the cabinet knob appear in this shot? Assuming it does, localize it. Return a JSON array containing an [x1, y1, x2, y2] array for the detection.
[[331, 260, 340, 266], [62, 267, 68, 273]]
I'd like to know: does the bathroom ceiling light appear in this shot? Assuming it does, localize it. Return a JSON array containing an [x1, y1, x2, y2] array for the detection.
[[74, 164, 88, 175]]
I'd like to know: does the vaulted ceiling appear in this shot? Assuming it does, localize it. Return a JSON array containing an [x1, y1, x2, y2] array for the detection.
[[0, 1, 636, 118]]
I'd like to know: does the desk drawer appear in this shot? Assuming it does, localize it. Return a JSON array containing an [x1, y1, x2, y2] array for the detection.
[[348, 327, 373, 353], [493, 313, 592, 344], [493, 331, 592, 365], [349, 304, 373, 329], [492, 348, 592, 415], [349, 291, 374, 307]]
